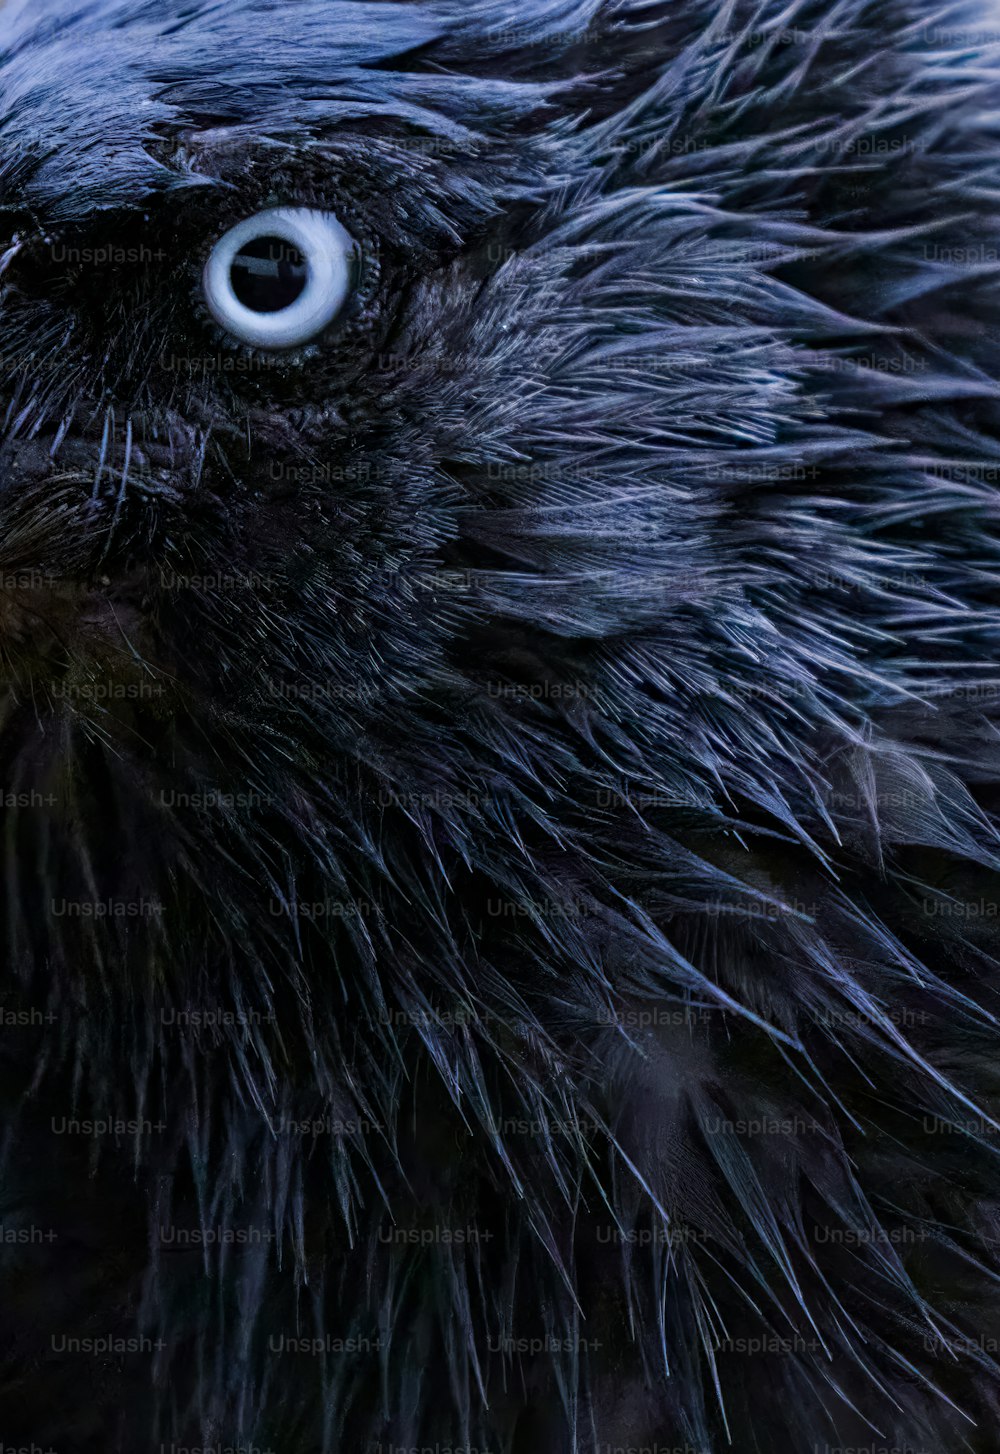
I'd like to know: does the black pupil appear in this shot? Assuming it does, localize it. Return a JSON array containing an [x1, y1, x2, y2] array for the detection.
[[230, 235, 307, 313]]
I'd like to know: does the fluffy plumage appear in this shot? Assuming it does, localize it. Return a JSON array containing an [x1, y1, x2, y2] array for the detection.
[[1, 0, 1000, 1449]]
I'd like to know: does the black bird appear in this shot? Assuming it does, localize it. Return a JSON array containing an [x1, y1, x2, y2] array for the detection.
[[1, 1, 1000, 1450]]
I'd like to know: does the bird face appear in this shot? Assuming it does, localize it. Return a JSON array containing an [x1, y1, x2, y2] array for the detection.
[[1, 1, 772, 980], [0, 46, 505, 695], [0, 4, 597, 959]]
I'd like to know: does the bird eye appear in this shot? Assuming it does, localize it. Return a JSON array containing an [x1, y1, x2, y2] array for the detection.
[[202, 207, 357, 350]]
